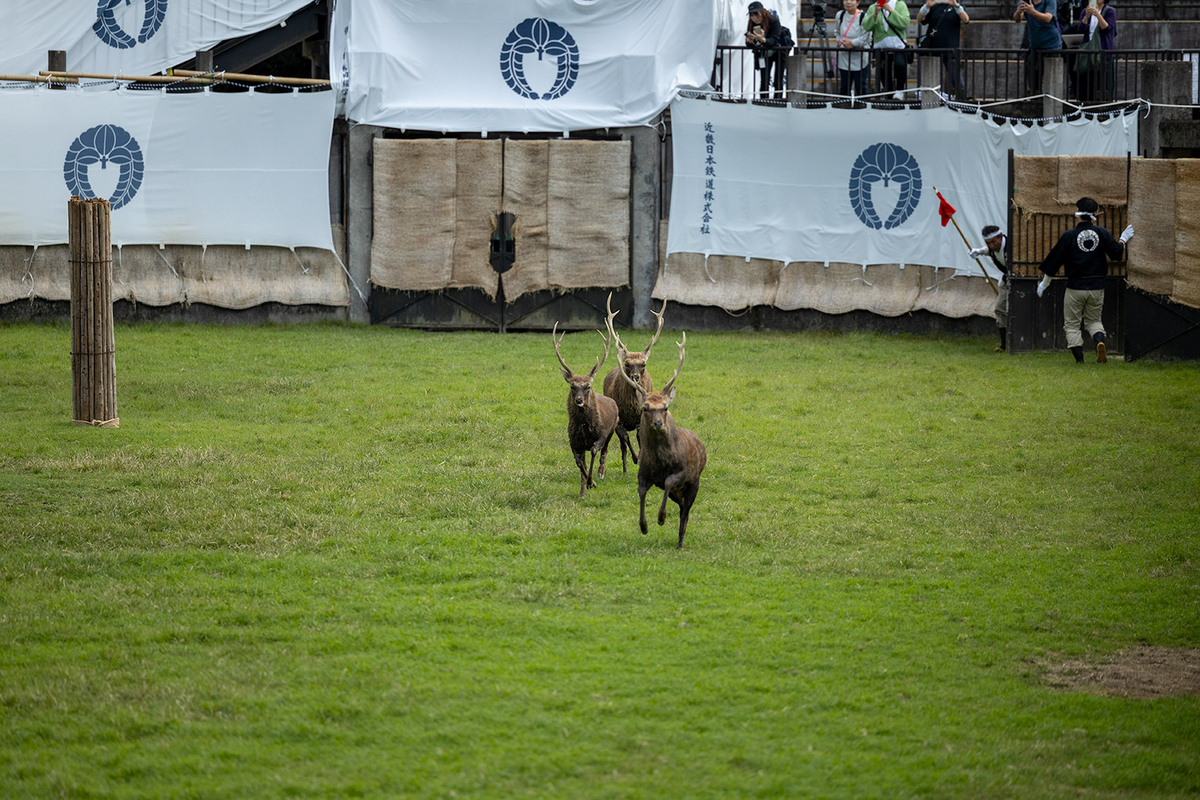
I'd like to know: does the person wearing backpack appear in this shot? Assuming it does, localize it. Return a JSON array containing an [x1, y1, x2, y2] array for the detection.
[[861, 0, 912, 101], [746, 2, 794, 98], [835, 0, 873, 98], [915, 0, 970, 98]]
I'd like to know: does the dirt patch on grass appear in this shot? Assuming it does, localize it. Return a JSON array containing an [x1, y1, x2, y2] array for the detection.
[[1043, 646, 1200, 698]]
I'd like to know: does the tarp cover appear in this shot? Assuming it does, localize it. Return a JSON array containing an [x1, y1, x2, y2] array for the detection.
[[331, 0, 721, 132], [0, 0, 312, 77], [666, 98, 1137, 280], [0, 85, 335, 250]]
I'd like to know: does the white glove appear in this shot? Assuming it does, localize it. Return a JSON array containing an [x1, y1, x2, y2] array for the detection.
[[1036, 274, 1052, 298], [1120, 224, 1134, 244], [968, 245, 987, 258]]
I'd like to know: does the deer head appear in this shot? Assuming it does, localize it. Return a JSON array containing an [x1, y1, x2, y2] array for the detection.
[[618, 331, 686, 429], [605, 293, 666, 387], [553, 322, 610, 408]]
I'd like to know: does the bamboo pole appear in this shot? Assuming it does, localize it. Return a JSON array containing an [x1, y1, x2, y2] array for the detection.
[[933, 185, 999, 296], [68, 197, 119, 428], [38, 69, 330, 87]]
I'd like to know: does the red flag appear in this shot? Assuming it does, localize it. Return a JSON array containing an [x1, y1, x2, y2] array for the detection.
[[936, 191, 956, 227]]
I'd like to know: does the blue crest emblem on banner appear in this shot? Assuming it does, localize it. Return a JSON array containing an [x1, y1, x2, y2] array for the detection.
[[93, 0, 168, 50], [500, 18, 579, 100], [848, 143, 923, 230], [63, 125, 145, 211]]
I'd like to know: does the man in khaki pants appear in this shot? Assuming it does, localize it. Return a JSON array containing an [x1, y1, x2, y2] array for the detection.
[[1037, 197, 1134, 363]]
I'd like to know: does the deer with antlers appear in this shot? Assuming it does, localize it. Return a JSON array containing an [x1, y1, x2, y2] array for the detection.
[[602, 294, 666, 473], [615, 332, 706, 548], [552, 323, 619, 499]]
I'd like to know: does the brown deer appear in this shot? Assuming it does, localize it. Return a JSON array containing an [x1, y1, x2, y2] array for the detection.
[[602, 293, 666, 473], [615, 332, 706, 548], [552, 323, 619, 499]]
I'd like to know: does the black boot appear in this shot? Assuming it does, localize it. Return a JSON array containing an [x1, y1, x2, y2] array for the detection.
[[995, 327, 1007, 352], [1070, 346, 1084, 363], [1094, 332, 1107, 363]]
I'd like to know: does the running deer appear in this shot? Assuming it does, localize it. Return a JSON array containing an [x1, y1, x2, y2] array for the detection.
[[552, 323, 619, 499], [615, 332, 707, 548], [602, 293, 667, 473]]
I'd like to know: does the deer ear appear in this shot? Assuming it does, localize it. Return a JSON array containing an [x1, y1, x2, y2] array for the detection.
[[560, 366, 573, 382], [664, 386, 676, 405]]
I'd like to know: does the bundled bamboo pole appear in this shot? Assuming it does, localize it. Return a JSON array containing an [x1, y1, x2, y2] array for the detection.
[[68, 196, 118, 428]]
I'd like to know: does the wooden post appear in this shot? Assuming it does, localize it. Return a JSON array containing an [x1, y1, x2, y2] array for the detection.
[[69, 197, 118, 428], [48, 50, 66, 90]]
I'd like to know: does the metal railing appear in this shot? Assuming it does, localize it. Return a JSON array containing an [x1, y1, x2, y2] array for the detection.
[[712, 45, 1194, 108], [810, 0, 1200, 21]]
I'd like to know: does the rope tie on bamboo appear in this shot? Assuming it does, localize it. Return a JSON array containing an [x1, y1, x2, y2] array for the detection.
[[853, 264, 873, 287]]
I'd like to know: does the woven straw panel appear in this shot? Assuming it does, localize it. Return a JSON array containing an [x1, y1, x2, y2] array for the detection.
[[449, 140, 501, 297], [1172, 160, 1200, 309], [0, 240, 349, 308], [1127, 158, 1177, 297], [653, 251, 780, 311], [546, 139, 630, 292], [1013, 156, 1071, 215], [775, 263, 917, 317], [0, 244, 71, 303], [911, 266, 998, 319], [1058, 156, 1128, 207], [371, 139, 456, 292], [501, 140, 550, 302]]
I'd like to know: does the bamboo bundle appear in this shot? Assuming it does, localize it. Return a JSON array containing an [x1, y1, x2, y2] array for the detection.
[[68, 197, 118, 428]]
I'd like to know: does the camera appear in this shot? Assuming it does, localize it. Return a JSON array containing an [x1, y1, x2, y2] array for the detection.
[[811, 2, 826, 24]]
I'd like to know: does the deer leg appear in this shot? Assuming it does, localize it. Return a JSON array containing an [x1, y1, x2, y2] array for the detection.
[[658, 473, 681, 527], [631, 427, 640, 464], [586, 450, 599, 489], [637, 476, 650, 534], [615, 426, 630, 473], [677, 480, 699, 548], [596, 439, 609, 481], [574, 451, 588, 498]]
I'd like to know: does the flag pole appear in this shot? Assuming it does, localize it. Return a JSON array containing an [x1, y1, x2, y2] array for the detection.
[[934, 185, 999, 296]]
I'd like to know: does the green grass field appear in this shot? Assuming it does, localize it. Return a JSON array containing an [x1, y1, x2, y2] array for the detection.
[[2, 320, 1198, 799]]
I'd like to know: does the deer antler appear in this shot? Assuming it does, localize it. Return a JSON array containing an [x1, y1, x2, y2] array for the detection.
[[615, 340, 646, 399], [605, 292, 628, 358], [660, 331, 686, 395], [587, 329, 611, 380], [643, 299, 667, 355], [552, 322, 574, 377]]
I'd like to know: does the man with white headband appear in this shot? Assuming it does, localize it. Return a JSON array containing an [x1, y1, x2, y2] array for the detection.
[[1036, 197, 1134, 363], [969, 224, 1008, 351]]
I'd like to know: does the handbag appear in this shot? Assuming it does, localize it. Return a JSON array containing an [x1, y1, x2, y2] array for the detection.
[[1073, 34, 1102, 73]]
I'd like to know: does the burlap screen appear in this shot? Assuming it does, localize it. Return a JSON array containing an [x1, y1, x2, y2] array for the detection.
[[0, 231, 350, 308], [1124, 158, 1200, 310], [371, 138, 630, 302], [655, 222, 995, 318]]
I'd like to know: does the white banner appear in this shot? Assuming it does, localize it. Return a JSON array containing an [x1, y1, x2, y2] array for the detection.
[[0, 0, 312, 78], [666, 98, 1138, 279], [331, 0, 721, 132], [0, 86, 335, 250]]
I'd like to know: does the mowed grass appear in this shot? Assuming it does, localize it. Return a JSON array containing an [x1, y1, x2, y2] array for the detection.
[[1, 320, 1198, 799]]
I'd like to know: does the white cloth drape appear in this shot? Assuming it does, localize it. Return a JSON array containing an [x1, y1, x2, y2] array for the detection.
[[0, 86, 335, 250], [331, 0, 722, 132], [0, 0, 312, 77], [666, 97, 1137, 279]]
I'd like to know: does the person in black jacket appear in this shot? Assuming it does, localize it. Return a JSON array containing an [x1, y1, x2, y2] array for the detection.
[[746, 2, 789, 97], [1037, 197, 1134, 363]]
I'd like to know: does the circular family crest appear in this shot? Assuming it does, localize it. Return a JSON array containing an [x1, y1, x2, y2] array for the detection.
[[63, 124, 145, 211], [93, 0, 168, 50], [1077, 228, 1100, 253], [500, 17, 579, 100], [848, 143, 923, 230]]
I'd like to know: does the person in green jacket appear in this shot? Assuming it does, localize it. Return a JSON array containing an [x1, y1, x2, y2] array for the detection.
[[861, 0, 912, 101]]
